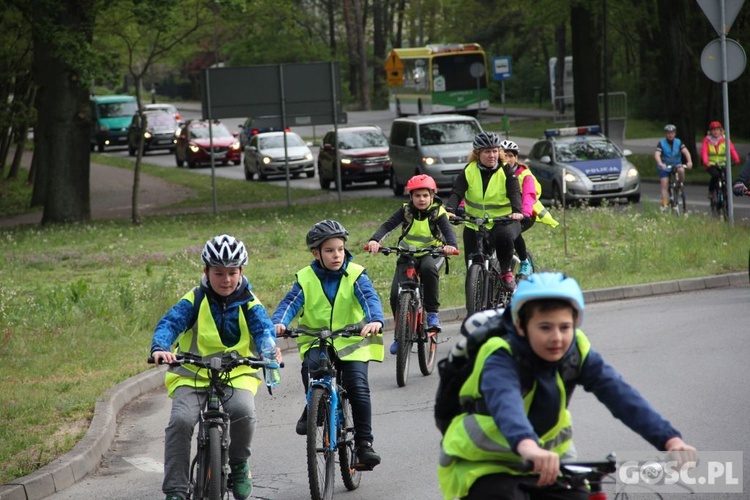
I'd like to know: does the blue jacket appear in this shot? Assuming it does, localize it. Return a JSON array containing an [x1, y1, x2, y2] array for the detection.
[[481, 310, 682, 453], [272, 250, 385, 327], [151, 275, 276, 355]]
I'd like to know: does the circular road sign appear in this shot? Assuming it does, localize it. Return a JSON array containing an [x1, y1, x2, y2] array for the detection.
[[701, 38, 746, 83], [470, 61, 486, 78]]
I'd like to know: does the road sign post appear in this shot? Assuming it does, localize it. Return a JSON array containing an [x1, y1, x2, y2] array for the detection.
[[492, 57, 512, 138]]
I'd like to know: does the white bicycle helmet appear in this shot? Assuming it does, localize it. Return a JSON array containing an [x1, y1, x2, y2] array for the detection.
[[500, 140, 519, 154], [201, 234, 248, 267]]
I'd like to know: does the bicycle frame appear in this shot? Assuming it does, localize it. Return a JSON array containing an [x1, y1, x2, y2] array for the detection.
[[666, 166, 686, 216]]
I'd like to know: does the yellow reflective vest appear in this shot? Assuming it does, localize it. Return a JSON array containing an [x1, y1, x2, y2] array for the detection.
[[165, 289, 263, 397], [463, 161, 513, 230], [438, 331, 591, 499], [295, 264, 384, 362], [399, 202, 447, 252]]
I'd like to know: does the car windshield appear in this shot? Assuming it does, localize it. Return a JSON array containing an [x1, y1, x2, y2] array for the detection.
[[259, 134, 305, 149], [419, 121, 481, 146], [189, 122, 232, 139], [99, 101, 137, 118], [146, 113, 176, 127], [555, 138, 621, 162], [339, 130, 388, 149]]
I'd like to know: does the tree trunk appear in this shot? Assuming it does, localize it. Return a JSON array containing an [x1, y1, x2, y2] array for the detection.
[[131, 77, 144, 225], [372, 0, 386, 107], [352, 0, 370, 110], [554, 22, 567, 114], [342, 0, 359, 100], [31, 1, 93, 223], [325, 0, 337, 57], [570, 3, 600, 127], [394, 0, 405, 48]]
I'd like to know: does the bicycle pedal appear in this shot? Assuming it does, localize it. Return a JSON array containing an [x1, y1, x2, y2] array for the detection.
[[353, 463, 375, 471]]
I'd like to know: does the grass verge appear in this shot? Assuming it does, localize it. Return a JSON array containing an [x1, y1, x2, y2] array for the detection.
[[1, 193, 749, 483]]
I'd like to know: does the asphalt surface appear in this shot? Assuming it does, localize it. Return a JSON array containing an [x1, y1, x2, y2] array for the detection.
[[1, 105, 749, 500]]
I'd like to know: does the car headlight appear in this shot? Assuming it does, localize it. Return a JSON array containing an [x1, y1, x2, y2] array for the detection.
[[231, 141, 240, 150], [422, 156, 437, 166], [340, 157, 352, 165], [626, 167, 639, 178], [563, 172, 578, 183], [262, 156, 272, 165], [188, 144, 200, 153], [144, 132, 152, 139], [174, 129, 181, 138], [305, 152, 313, 161]]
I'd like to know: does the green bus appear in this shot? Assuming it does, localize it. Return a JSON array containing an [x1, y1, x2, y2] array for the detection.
[[388, 43, 489, 117]]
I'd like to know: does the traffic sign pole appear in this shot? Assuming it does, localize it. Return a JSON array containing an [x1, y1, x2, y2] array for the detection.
[[720, 1, 735, 223]]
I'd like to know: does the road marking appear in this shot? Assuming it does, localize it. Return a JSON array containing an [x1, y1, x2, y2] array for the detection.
[[124, 456, 164, 473]]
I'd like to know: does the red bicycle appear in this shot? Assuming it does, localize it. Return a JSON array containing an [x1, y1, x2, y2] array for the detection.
[[368, 244, 458, 387]]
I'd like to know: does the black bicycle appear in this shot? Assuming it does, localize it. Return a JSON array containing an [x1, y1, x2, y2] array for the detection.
[[666, 164, 687, 216], [148, 351, 278, 500], [518, 454, 617, 499], [369, 244, 458, 387], [279, 325, 371, 500], [450, 215, 533, 315], [709, 162, 729, 220]]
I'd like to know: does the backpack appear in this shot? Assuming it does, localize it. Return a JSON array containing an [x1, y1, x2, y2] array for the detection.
[[434, 308, 582, 435]]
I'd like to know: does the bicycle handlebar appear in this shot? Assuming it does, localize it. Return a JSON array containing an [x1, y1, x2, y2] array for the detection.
[[448, 215, 521, 227], [148, 350, 278, 370], [278, 324, 371, 340], [364, 244, 459, 257], [520, 454, 616, 488]]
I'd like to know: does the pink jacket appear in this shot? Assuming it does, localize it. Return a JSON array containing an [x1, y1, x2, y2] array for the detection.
[[514, 164, 537, 218]]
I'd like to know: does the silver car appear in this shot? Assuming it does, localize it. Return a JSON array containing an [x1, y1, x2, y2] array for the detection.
[[243, 131, 314, 181], [525, 125, 640, 206]]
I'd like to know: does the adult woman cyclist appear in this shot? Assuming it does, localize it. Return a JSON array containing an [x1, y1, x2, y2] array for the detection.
[[446, 131, 523, 290]]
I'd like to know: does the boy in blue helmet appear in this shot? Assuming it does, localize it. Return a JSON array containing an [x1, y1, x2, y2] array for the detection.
[[438, 272, 696, 500]]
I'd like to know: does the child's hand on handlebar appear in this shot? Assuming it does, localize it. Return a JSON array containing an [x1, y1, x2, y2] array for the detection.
[[509, 213, 524, 221], [517, 439, 560, 486], [152, 350, 177, 364], [442, 245, 458, 256], [360, 321, 383, 337], [367, 240, 381, 254], [274, 324, 287, 336]]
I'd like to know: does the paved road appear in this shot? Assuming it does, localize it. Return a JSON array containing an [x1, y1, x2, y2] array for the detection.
[[39, 284, 750, 500]]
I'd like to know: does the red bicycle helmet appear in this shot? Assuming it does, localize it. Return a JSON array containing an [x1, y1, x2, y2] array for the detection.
[[406, 174, 438, 193], [709, 120, 723, 130]]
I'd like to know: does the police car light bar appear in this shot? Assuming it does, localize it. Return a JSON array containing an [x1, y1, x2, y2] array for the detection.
[[544, 125, 601, 138]]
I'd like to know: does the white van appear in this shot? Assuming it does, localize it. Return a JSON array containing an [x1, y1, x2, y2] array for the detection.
[[388, 114, 483, 195]]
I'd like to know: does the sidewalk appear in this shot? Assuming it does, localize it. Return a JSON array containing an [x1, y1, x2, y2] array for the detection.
[[0, 271, 746, 500]]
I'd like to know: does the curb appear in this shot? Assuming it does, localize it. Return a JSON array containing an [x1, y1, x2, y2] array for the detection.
[[1, 272, 747, 500]]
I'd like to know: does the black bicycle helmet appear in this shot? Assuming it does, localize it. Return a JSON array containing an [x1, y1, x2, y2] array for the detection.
[[306, 219, 349, 249], [472, 131, 502, 150], [201, 234, 248, 267]]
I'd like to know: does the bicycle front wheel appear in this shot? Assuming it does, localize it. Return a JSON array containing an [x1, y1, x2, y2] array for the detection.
[[338, 391, 362, 491], [395, 293, 413, 387], [207, 426, 223, 500], [307, 387, 335, 500], [417, 326, 437, 376], [465, 264, 484, 316]]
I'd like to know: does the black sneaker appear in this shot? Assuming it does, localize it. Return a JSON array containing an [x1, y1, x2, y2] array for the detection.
[[354, 441, 381, 470], [295, 407, 308, 435]]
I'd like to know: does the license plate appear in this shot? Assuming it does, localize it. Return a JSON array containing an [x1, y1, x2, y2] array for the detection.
[[156, 139, 171, 145], [211, 152, 227, 159], [365, 167, 383, 173], [592, 182, 619, 192]]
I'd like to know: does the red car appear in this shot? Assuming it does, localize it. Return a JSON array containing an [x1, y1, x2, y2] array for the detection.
[[175, 120, 241, 168], [317, 125, 391, 189]]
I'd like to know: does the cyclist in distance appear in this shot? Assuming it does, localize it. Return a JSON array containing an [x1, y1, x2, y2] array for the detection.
[[446, 131, 523, 290], [272, 219, 384, 470], [701, 120, 740, 204], [732, 153, 750, 196], [151, 234, 279, 500], [654, 124, 693, 212], [500, 139, 558, 278], [367, 174, 458, 354], [438, 272, 696, 500]]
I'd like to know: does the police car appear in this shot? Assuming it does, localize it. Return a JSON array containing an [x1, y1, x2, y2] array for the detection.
[[525, 125, 640, 206]]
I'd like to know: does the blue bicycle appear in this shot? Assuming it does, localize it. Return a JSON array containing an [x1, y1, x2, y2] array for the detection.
[[280, 325, 365, 500]]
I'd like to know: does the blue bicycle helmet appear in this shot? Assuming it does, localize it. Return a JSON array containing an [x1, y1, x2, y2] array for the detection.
[[510, 272, 584, 327]]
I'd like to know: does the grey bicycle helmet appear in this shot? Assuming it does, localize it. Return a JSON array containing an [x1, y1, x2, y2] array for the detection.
[[472, 132, 502, 150], [500, 139, 519, 154], [664, 124, 677, 132], [201, 234, 248, 267], [306, 219, 349, 249]]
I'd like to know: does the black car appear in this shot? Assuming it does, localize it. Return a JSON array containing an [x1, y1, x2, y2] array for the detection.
[[238, 116, 289, 149], [127, 110, 179, 156]]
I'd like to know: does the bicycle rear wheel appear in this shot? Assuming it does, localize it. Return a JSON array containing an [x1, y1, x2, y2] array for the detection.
[[465, 264, 484, 316], [307, 387, 335, 500], [337, 391, 362, 491], [207, 426, 222, 500], [395, 293, 413, 387]]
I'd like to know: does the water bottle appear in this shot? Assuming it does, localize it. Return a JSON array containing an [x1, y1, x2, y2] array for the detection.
[[264, 359, 281, 387]]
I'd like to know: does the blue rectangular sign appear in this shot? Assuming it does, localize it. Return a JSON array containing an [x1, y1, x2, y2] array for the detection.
[[493, 56, 512, 80]]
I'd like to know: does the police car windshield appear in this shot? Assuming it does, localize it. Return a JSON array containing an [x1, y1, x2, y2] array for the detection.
[[555, 138, 621, 162]]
